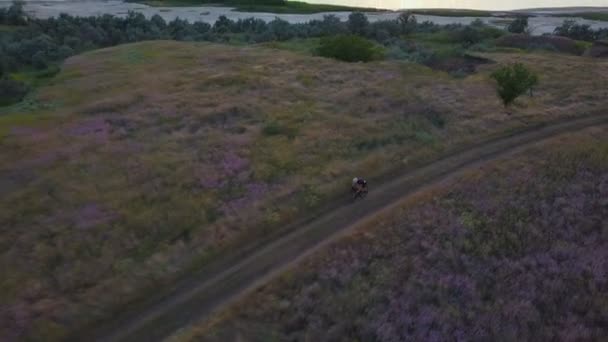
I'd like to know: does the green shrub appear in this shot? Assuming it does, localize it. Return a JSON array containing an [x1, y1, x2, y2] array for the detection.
[[508, 17, 528, 34], [32, 51, 49, 69], [3, 1, 27, 26], [262, 121, 283, 135], [317, 35, 383, 62], [424, 109, 446, 128], [0, 76, 29, 106], [454, 26, 482, 47], [262, 121, 297, 138], [490, 63, 538, 107], [397, 12, 417, 34], [35, 65, 61, 79], [347, 12, 368, 36]]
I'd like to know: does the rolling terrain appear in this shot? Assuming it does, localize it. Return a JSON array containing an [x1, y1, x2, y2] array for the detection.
[[1, 40, 607, 340], [183, 124, 608, 342]]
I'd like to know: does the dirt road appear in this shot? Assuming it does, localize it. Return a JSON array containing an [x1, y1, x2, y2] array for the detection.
[[81, 113, 608, 342]]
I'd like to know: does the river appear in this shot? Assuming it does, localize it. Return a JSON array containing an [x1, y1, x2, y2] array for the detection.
[[1, 0, 608, 35]]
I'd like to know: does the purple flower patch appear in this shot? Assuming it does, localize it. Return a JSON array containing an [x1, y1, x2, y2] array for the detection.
[[10, 126, 50, 143], [221, 152, 249, 176], [220, 182, 271, 214], [66, 118, 110, 142], [73, 203, 117, 229], [219, 142, 608, 341], [198, 151, 250, 189], [199, 175, 224, 189]]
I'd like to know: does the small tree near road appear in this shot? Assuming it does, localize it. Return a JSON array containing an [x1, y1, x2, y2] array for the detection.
[[491, 63, 538, 107]]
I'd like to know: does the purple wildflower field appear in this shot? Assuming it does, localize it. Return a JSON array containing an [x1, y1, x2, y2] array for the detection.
[[197, 128, 608, 341], [2, 41, 607, 340]]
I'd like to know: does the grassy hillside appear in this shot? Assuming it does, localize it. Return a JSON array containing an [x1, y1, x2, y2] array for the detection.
[[1, 41, 607, 339], [181, 126, 608, 341]]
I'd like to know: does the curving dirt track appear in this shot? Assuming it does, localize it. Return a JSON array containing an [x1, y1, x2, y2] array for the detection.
[[81, 113, 608, 342]]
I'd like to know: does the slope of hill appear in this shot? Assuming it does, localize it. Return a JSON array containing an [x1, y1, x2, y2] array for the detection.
[[183, 125, 608, 341], [1, 40, 607, 340]]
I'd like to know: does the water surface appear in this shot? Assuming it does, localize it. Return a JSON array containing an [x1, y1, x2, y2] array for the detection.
[[306, 0, 608, 11]]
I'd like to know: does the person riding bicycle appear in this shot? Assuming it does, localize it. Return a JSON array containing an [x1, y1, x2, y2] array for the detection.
[[352, 177, 368, 197]]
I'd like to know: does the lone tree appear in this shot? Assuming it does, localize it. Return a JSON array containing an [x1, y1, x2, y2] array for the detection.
[[508, 17, 529, 34], [347, 12, 369, 36], [491, 63, 538, 107], [397, 12, 417, 35], [4, 0, 27, 25]]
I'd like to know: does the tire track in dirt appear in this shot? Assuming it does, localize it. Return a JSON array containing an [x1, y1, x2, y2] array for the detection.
[[85, 113, 608, 342]]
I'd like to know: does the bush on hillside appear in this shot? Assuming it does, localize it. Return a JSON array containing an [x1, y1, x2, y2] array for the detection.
[[449, 23, 504, 47], [584, 40, 608, 57], [397, 12, 417, 34], [267, 17, 295, 41], [317, 34, 383, 62], [496, 34, 585, 55], [1, 1, 27, 26], [347, 12, 368, 36], [317, 14, 347, 36], [0, 76, 29, 106], [456, 26, 482, 47], [367, 20, 401, 43], [508, 17, 528, 34], [554, 19, 608, 42], [491, 63, 538, 107]]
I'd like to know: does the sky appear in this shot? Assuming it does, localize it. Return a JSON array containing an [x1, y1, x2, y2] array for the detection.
[[305, 0, 608, 10]]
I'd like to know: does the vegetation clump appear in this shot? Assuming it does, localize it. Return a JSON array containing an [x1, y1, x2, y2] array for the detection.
[[553, 19, 608, 41], [0, 75, 29, 106], [347, 12, 369, 36], [491, 63, 538, 107], [317, 34, 383, 62], [507, 16, 528, 34], [0, 1, 511, 105], [397, 11, 418, 35], [495, 34, 587, 55], [0, 0, 27, 25]]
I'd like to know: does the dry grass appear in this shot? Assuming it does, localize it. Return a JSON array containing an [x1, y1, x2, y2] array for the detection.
[[1, 40, 607, 340], [181, 126, 608, 341]]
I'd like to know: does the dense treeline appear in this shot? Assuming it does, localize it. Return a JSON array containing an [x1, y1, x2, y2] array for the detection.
[[553, 19, 608, 42], [1, 1, 607, 73], [0, 4, 502, 74], [1, 0, 607, 106], [0, 2, 488, 105]]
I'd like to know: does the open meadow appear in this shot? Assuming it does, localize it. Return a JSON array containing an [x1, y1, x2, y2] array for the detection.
[[2, 4, 608, 339], [2, 39, 607, 339], [180, 125, 608, 341]]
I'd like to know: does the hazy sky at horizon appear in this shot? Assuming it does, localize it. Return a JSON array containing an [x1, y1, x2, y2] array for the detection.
[[305, 0, 608, 10]]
